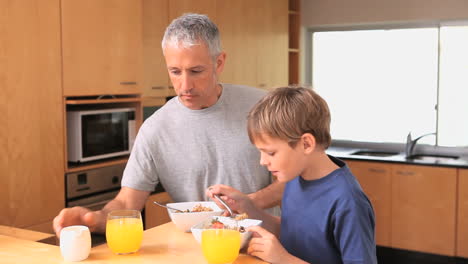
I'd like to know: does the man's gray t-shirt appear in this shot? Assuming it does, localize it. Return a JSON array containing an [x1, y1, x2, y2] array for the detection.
[[122, 84, 271, 202]]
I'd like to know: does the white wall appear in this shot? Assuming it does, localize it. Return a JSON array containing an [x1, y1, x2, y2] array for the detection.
[[302, 0, 468, 27]]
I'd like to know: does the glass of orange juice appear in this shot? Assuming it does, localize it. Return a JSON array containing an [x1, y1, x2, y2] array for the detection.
[[201, 218, 241, 264], [106, 210, 143, 254]]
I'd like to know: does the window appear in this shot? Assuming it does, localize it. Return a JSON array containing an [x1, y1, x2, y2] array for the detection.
[[438, 24, 468, 146], [308, 23, 468, 147]]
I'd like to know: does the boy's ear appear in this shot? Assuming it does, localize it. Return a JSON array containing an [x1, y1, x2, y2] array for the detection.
[[301, 133, 316, 154]]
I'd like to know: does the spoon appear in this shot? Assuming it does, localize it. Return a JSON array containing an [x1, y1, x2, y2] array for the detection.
[[213, 194, 236, 218], [153, 201, 187, 213], [213, 195, 246, 233]]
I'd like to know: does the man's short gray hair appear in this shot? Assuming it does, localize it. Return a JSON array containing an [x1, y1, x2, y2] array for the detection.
[[162, 13, 222, 59]]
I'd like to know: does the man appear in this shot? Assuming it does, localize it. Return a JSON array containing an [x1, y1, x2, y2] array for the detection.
[[53, 13, 284, 236]]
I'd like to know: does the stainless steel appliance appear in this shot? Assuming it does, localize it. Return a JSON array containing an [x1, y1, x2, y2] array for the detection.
[[67, 108, 136, 163], [65, 164, 125, 246], [66, 164, 125, 210]]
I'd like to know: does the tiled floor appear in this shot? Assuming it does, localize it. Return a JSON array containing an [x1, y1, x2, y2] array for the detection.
[[377, 247, 468, 264]]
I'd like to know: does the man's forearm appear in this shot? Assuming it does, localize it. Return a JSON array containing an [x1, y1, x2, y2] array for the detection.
[[91, 198, 127, 233], [248, 180, 285, 209]]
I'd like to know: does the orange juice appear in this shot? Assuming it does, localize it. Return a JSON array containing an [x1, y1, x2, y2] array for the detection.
[[106, 217, 143, 254], [201, 229, 241, 264]]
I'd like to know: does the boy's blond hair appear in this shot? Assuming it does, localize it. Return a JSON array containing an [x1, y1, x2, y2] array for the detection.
[[247, 86, 331, 149]]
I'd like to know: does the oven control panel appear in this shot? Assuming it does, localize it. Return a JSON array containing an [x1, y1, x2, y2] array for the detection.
[[66, 164, 126, 199]]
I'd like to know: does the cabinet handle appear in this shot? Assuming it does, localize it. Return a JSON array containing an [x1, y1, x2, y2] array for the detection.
[[151, 86, 165, 90], [120, 81, 137, 85], [396, 170, 415, 176], [368, 168, 386, 174], [168, 86, 174, 89], [258, 83, 266, 88]]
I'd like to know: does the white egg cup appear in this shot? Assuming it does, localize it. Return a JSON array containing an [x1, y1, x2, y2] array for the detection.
[[60, 225, 91, 262]]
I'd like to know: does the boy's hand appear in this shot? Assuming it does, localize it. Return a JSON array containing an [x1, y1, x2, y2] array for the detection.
[[206, 184, 257, 216], [247, 226, 293, 264]]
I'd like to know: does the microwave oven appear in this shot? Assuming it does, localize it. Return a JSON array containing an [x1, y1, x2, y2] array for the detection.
[[67, 108, 136, 163]]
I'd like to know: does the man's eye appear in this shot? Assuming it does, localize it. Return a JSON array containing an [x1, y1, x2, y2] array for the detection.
[[170, 70, 180, 75], [191, 69, 202, 74]]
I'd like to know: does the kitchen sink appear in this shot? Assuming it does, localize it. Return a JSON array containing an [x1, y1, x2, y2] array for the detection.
[[351, 150, 400, 157], [406, 154, 459, 163]]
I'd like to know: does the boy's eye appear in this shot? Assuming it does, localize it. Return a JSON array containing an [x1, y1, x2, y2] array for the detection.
[[267, 152, 275, 156]]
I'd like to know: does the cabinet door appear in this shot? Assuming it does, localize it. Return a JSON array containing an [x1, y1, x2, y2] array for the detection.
[[142, 0, 170, 98], [391, 164, 456, 256], [346, 160, 392, 247], [168, 0, 217, 21], [62, 0, 142, 96], [457, 169, 468, 257], [216, 0, 258, 87], [254, 0, 288, 90], [145, 192, 173, 229], [0, 0, 65, 228], [166, 0, 218, 97]]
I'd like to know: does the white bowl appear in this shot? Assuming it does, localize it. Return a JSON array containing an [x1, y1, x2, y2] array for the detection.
[[166, 201, 223, 232], [191, 216, 263, 249]]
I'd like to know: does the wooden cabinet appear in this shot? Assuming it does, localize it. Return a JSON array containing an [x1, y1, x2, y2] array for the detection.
[[168, 0, 217, 21], [167, 0, 217, 96], [346, 159, 458, 256], [145, 192, 173, 229], [142, 0, 288, 99], [61, 0, 143, 96], [288, 0, 301, 84], [346, 160, 392, 247], [457, 169, 468, 257], [254, 0, 289, 90], [216, 0, 258, 88], [142, 0, 170, 99], [391, 164, 456, 256], [217, 0, 288, 90], [0, 0, 65, 229], [141, 0, 218, 104]]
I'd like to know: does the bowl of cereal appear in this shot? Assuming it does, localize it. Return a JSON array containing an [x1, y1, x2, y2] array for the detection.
[[191, 216, 263, 249], [166, 201, 223, 232]]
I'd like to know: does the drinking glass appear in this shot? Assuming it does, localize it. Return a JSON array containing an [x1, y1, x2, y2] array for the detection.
[[106, 210, 143, 254], [201, 218, 241, 264]]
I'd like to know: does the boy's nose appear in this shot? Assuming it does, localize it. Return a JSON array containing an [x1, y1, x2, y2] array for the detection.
[[259, 154, 269, 166]]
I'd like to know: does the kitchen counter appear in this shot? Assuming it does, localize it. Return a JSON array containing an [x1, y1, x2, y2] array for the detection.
[[0, 222, 265, 264], [327, 146, 468, 168], [0, 225, 55, 242]]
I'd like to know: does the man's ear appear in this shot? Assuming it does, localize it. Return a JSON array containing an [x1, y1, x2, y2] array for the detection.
[[301, 133, 316, 154], [215, 52, 226, 74]]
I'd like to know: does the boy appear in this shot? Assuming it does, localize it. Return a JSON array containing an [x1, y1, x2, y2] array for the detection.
[[207, 87, 377, 264]]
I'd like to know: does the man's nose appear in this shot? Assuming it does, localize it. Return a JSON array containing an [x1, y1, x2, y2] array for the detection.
[[180, 72, 193, 92]]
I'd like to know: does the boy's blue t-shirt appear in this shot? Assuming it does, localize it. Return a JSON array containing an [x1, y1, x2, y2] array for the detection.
[[280, 156, 377, 264]]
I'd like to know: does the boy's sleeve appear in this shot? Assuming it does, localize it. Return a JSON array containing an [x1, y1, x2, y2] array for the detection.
[[333, 201, 378, 264]]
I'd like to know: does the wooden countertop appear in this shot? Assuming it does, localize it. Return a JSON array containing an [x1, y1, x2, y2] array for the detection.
[[0, 222, 266, 264], [0, 225, 54, 242]]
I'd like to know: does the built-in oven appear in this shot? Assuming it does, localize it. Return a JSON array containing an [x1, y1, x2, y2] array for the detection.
[[65, 163, 125, 246]]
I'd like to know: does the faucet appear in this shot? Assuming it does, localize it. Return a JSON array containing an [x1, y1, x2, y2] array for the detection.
[[405, 132, 436, 158]]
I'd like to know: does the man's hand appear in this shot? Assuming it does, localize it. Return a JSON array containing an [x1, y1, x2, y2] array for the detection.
[[53, 206, 105, 237], [53, 187, 150, 238]]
